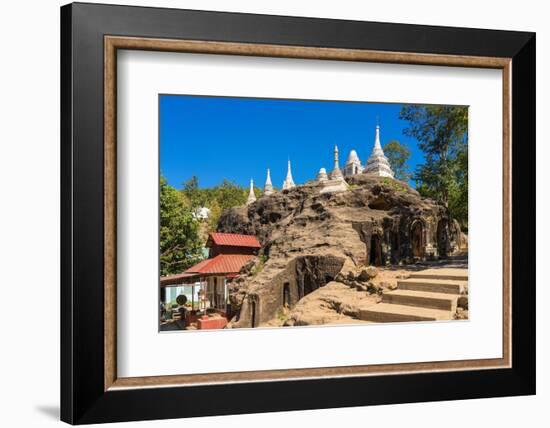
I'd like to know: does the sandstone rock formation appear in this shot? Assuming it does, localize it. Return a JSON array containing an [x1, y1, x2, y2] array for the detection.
[[283, 281, 378, 327], [218, 175, 462, 328]]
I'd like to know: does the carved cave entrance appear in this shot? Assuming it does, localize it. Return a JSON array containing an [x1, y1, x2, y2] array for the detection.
[[369, 234, 383, 266], [391, 230, 400, 264], [283, 282, 291, 308], [295, 255, 345, 301], [437, 219, 449, 258], [411, 221, 424, 258]]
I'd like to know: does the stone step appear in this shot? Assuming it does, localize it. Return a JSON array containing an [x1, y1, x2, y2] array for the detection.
[[358, 303, 452, 323], [408, 268, 468, 281], [382, 289, 458, 311], [397, 278, 466, 295]]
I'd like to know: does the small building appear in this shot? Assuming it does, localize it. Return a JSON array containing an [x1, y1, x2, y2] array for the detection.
[[193, 206, 210, 220], [343, 149, 364, 176], [160, 232, 261, 329], [206, 232, 261, 257]]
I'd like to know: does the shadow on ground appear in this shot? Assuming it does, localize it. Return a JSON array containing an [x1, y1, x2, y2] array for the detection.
[[383, 256, 468, 272], [35, 405, 59, 420]]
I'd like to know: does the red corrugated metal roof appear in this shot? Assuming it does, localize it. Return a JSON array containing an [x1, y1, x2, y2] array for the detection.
[[160, 272, 200, 286], [185, 254, 255, 275], [208, 232, 261, 248], [183, 258, 211, 272]]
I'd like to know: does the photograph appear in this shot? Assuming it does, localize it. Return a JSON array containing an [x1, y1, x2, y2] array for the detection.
[[159, 95, 469, 331]]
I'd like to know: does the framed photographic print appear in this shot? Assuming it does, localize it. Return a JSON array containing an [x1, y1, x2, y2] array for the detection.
[[60, 2, 535, 424]]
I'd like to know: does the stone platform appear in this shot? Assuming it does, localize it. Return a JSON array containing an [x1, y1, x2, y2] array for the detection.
[[358, 267, 468, 323]]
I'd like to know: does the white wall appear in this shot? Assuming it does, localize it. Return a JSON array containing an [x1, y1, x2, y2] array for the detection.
[[0, 1, 546, 427]]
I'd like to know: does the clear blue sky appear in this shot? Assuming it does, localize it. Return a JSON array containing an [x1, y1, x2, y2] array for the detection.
[[160, 95, 426, 189]]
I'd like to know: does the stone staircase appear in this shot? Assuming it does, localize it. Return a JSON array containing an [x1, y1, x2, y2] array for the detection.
[[358, 268, 467, 323]]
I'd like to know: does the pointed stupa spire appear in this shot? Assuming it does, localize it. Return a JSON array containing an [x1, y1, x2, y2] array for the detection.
[[246, 179, 257, 204], [329, 144, 343, 180], [282, 159, 296, 190], [264, 168, 274, 195], [373, 124, 383, 153], [364, 123, 394, 178]]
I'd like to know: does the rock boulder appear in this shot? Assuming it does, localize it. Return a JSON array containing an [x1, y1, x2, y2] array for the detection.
[[218, 175, 461, 327]]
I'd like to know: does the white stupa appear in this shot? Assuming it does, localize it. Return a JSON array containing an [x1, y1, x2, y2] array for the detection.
[[246, 179, 257, 204], [364, 125, 394, 178], [319, 146, 349, 194], [263, 168, 274, 195], [329, 145, 344, 180], [282, 160, 296, 190], [343, 149, 364, 176], [316, 167, 328, 182]]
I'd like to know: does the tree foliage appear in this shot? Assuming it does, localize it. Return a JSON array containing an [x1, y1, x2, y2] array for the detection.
[[383, 140, 411, 181], [160, 176, 203, 276], [159, 175, 260, 275], [181, 176, 261, 233], [400, 105, 468, 228]]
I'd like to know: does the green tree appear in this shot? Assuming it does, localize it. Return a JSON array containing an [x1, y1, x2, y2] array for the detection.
[[400, 105, 468, 228], [211, 179, 248, 210], [160, 176, 203, 276], [383, 140, 411, 181], [181, 175, 205, 208], [206, 200, 223, 233], [447, 142, 468, 229], [181, 177, 261, 234]]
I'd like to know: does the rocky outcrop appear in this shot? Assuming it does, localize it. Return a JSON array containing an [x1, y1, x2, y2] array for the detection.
[[283, 281, 378, 327], [218, 175, 461, 328]]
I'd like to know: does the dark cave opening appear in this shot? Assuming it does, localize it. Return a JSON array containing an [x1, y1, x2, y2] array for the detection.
[[369, 234, 383, 266], [283, 282, 291, 308], [294, 255, 345, 301]]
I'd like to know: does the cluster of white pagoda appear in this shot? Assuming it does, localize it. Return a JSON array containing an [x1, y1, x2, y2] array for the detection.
[[247, 124, 394, 204]]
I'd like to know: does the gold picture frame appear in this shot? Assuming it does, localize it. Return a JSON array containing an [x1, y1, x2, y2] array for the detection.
[[103, 36, 512, 391]]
